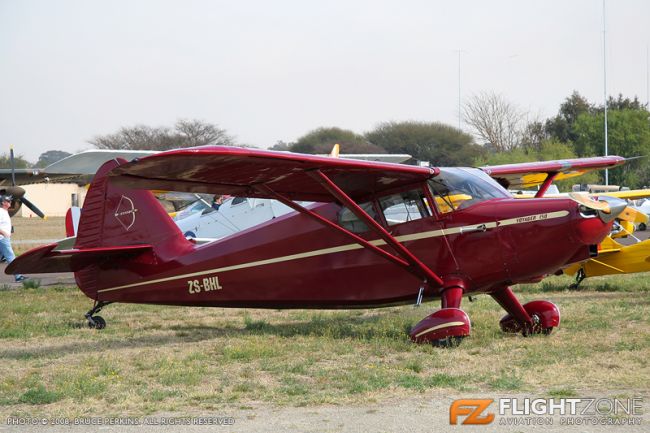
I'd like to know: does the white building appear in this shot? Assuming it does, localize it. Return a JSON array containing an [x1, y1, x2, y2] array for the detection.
[[18, 184, 87, 218]]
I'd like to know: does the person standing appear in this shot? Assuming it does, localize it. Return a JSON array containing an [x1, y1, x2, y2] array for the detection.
[[0, 195, 27, 282]]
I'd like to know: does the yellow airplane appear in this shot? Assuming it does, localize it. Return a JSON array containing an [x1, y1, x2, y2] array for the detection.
[[503, 165, 650, 289], [513, 187, 650, 289], [562, 196, 650, 289]]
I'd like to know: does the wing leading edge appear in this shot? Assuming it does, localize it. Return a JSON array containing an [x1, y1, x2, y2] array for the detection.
[[108, 146, 437, 202], [481, 156, 626, 190]]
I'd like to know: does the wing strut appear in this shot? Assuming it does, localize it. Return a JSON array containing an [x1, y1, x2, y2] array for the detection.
[[255, 184, 410, 270], [535, 172, 558, 198], [302, 169, 444, 286]]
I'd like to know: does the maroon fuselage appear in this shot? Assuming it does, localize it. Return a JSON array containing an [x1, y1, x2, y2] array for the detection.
[[86, 194, 610, 309]]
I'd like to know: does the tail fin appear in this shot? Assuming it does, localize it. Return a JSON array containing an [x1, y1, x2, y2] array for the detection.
[[75, 158, 185, 250], [7, 159, 190, 298]]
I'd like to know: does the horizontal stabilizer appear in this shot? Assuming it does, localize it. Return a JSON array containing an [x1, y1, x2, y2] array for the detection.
[[6, 243, 152, 274]]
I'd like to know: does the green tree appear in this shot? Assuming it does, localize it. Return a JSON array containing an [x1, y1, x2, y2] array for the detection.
[[544, 91, 593, 143], [572, 108, 650, 187], [602, 94, 646, 111], [290, 127, 384, 154], [0, 153, 30, 169], [476, 140, 576, 166], [35, 150, 72, 168], [475, 140, 599, 191], [365, 121, 481, 166], [269, 140, 291, 151]]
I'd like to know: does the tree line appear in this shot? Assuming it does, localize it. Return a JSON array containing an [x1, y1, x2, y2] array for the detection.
[[12, 91, 650, 189]]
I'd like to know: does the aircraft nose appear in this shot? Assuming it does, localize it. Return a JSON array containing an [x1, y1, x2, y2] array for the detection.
[[568, 192, 627, 223], [595, 196, 627, 223], [568, 192, 625, 245]]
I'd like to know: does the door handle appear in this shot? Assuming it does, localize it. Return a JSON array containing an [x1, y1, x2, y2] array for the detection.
[[460, 224, 488, 234]]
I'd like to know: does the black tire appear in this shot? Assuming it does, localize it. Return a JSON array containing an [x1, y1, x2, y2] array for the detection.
[[431, 336, 464, 348], [89, 316, 106, 330], [522, 314, 553, 336], [639, 223, 646, 231]]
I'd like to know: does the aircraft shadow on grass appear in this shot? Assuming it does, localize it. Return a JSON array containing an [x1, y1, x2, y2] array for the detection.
[[0, 314, 395, 360]]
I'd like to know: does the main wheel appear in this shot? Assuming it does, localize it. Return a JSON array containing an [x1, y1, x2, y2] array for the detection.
[[639, 223, 647, 231], [431, 336, 464, 348], [522, 314, 553, 336], [88, 316, 106, 330]]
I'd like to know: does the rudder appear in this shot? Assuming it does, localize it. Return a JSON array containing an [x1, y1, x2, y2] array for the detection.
[[74, 158, 190, 298], [75, 158, 186, 250]]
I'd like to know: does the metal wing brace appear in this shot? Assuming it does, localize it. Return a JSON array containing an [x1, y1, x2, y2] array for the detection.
[[256, 169, 444, 287]]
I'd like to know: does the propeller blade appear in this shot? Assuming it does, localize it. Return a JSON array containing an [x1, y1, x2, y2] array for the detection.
[[20, 196, 46, 219], [9, 145, 15, 187], [568, 192, 610, 212]]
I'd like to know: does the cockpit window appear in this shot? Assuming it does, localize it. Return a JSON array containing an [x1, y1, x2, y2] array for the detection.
[[338, 202, 379, 233], [428, 168, 511, 214], [379, 189, 430, 226]]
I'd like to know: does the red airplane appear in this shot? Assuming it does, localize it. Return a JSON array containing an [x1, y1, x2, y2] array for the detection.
[[7, 147, 627, 346]]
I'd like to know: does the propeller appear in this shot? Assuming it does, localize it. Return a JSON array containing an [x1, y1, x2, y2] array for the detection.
[[568, 192, 610, 212], [568, 192, 627, 223], [3, 146, 46, 219]]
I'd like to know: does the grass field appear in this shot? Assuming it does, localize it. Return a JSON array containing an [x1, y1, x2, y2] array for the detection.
[[1, 217, 649, 418], [11, 216, 66, 255], [0, 274, 648, 418]]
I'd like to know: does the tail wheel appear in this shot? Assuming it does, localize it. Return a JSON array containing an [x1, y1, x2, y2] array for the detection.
[[88, 316, 106, 330]]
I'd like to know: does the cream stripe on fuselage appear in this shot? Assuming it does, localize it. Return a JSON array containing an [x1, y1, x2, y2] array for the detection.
[[97, 210, 569, 293]]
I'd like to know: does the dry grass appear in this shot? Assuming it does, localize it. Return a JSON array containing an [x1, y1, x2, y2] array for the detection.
[[2, 218, 649, 416], [11, 217, 66, 255], [0, 278, 648, 417]]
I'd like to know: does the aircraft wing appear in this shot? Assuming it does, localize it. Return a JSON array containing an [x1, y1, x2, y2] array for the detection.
[[0, 168, 46, 186], [109, 146, 435, 202], [599, 189, 650, 200], [43, 150, 412, 177], [481, 156, 626, 189], [0, 151, 158, 186], [43, 150, 158, 175]]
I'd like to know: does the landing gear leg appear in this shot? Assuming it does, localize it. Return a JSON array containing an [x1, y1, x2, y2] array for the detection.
[[568, 268, 586, 290], [491, 286, 560, 336], [409, 285, 471, 346], [85, 301, 112, 330]]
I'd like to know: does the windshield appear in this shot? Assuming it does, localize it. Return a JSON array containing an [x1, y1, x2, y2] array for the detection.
[[428, 167, 511, 214]]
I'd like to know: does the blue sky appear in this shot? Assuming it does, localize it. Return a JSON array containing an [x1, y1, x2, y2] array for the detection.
[[1, 0, 649, 162]]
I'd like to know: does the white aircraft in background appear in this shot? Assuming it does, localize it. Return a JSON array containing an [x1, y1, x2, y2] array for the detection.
[[171, 194, 298, 240], [59, 147, 413, 240]]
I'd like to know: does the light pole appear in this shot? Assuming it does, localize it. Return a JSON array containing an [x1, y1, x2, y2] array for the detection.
[[603, 0, 609, 185], [456, 49, 464, 130]]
